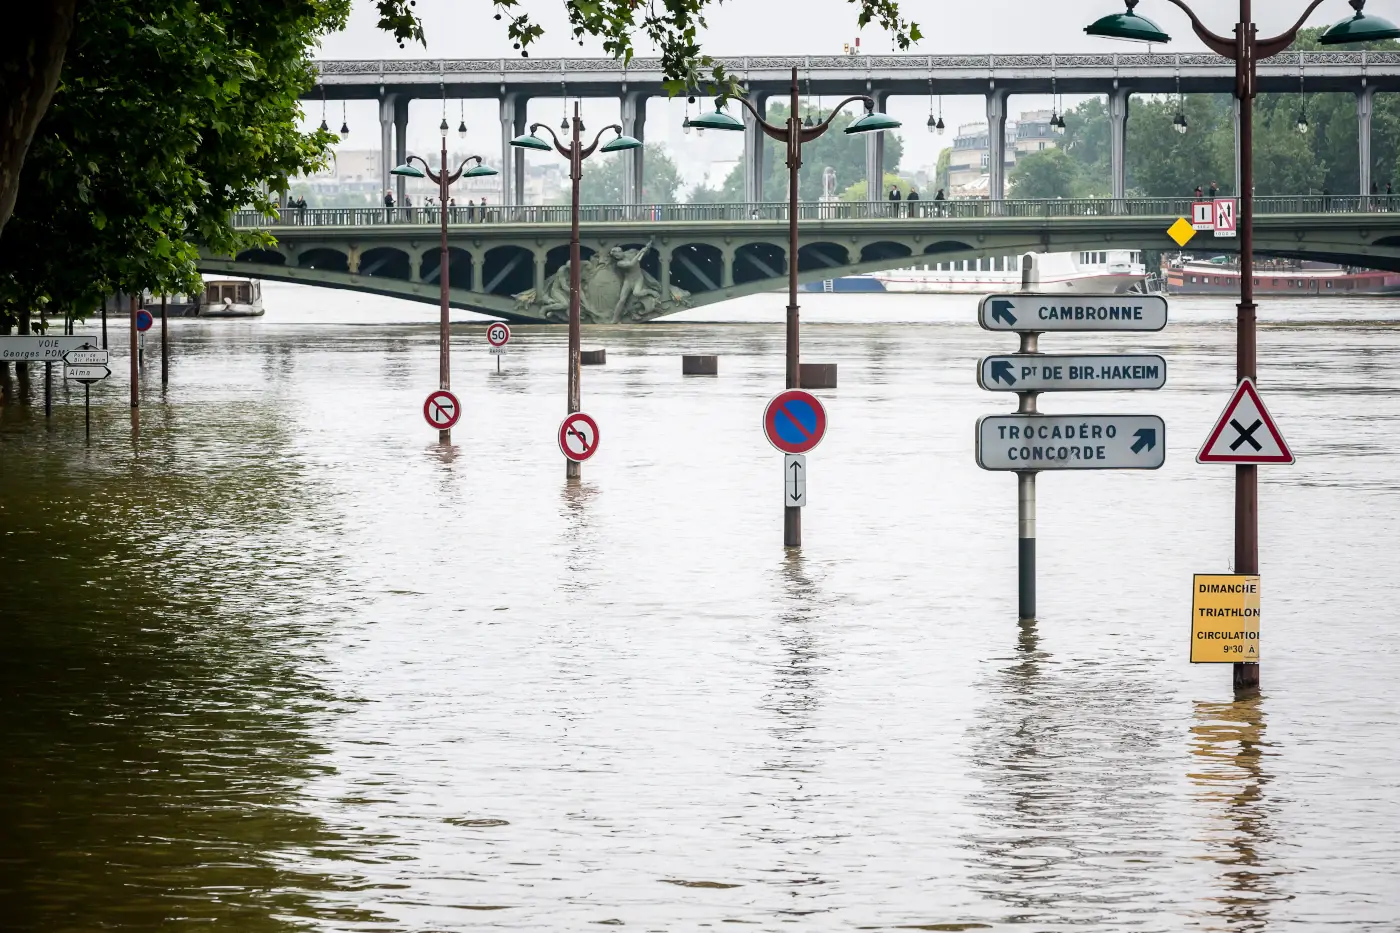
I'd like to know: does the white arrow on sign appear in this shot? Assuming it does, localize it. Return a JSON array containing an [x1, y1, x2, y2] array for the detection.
[[64, 349, 110, 365], [978, 354, 1167, 392], [784, 454, 807, 507], [976, 414, 1166, 471], [64, 365, 111, 382], [0, 336, 97, 362], [979, 294, 1168, 333]]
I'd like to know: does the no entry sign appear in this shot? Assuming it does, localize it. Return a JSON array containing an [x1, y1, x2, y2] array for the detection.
[[487, 322, 511, 348], [135, 309, 154, 333], [558, 412, 599, 462], [763, 389, 827, 454], [422, 389, 461, 430]]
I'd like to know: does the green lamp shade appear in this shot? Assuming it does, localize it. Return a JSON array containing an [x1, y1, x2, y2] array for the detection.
[[1084, 4, 1171, 43], [688, 109, 745, 132], [509, 133, 552, 151], [844, 111, 902, 135], [1320, 6, 1400, 44], [600, 134, 643, 153], [390, 162, 425, 178], [463, 163, 499, 178]]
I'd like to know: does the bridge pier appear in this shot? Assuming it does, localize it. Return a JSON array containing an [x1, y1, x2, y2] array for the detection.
[[499, 94, 525, 210], [744, 92, 770, 204], [1358, 85, 1376, 198], [621, 92, 648, 215], [394, 96, 409, 207], [985, 88, 1008, 202], [867, 89, 891, 204], [1109, 85, 1130, 200], [379, 94, 397, 204]]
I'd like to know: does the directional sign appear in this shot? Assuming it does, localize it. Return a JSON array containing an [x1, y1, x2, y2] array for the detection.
[[976, 414, 1166, 471], [64, 365, 111, 383], [135, 309, 154, 333], [978, 354, 1167, 392], [558, 412, 600, 462], [1192, 200, 1215, 230], [486, 322, 511, 348], [1197, 378, 1292, 464], [1191, 574, 1260, 663], [784, 454, 807, 507], [422, 389, 461, 430], [0, 336, 95, 362], [63, 349, 109, 365], [1213, 197, 1238, 238], [763, 389, 827, 454], [979, 295, 1168, 333]]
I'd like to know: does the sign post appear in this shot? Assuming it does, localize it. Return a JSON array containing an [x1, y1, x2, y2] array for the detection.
[[64, 345, 111, 442], [976, 293, 1168, 621], [487, 322, 511, 373], [763, 389, 827, 546]]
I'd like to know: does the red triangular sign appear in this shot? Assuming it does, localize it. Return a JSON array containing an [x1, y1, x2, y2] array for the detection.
[[1197, 378, 1294, 464]]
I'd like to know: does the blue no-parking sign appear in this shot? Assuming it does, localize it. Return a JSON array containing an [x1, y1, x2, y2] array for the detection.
[[763, 389, 827, 454], [135, 309, 154, 333]]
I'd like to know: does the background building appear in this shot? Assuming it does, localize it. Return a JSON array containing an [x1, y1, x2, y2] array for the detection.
[[946, 109, 1061, 198]]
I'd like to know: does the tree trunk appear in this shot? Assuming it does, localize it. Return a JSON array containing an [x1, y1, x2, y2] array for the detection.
[[0, 1, 77, 240]]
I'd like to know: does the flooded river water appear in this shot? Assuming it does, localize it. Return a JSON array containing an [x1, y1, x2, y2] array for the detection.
[[2, 285, 1399, 931]]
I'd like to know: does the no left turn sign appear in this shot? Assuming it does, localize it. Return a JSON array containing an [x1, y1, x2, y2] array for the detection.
[[558, 412, 599, 462], [423, 389, 461, 430]]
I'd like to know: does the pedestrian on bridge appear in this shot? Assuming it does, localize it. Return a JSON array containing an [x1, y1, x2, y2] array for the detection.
[[1208, 181, 1219, 198], [888, 184, 901, 218], [383, 190, 395, 223], [907, 186, 920, 217], [467, 199, 476, 222], [1194, 185, 1204, 199]]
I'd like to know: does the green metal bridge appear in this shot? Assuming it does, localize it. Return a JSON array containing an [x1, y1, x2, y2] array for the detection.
[[202, 197, 1400, 322]]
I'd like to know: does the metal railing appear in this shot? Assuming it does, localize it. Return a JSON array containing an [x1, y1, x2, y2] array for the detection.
[[236, 196, 1400, 229]]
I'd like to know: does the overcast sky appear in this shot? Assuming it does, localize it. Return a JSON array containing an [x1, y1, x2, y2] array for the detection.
[[303, 0, 1400, 187]]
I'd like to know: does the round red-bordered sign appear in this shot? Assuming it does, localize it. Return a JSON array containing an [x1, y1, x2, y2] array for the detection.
[[763, 389, 827, 454], [135, 309, 154, 333], [486, 322, 511, 348], [558, 412, 600, 462], [423, 389, 461, 430]]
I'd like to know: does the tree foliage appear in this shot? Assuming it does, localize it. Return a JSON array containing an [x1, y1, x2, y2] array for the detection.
[[0, 0, 346, 325]]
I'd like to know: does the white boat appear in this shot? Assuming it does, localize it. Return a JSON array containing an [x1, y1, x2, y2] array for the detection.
[[804, 250, 1151, 295], [198, 279, 264, 317]]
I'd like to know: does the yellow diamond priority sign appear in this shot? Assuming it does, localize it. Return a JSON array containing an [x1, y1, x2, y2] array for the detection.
[[1191, 574, 1260, 663], [1168, 217, 1196, 247]]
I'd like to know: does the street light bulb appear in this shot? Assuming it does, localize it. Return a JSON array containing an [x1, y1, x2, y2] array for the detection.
[[936, 116, 945, 134], [927, 114, 936, 133], [340, 121, 349, 135], [561, 116, 569, 131], [1173, 112, 1188, 134], [682, 116, 691, 134], [1297, 113, 1309, 133], [458, 120, 467, 138], [318, 118, 329, 132], [439, 118, 449, 137]]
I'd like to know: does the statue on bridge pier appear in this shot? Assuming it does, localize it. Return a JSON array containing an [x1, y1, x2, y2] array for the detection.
[[514, 238, 690, 323]]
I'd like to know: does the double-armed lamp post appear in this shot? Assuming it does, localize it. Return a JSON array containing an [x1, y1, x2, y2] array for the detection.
[[1087, 0, 1400, 690], [511, 103, 640, 479], [688, 67, 899, 546], [391, 123, 498, 443]]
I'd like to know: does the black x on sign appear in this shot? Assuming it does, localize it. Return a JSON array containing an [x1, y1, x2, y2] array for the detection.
[[1198, 379, 1293, 464]]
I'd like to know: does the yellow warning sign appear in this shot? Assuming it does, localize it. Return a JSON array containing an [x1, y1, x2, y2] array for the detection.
[[1191, 574, 1260, 663], [1168, 217, 1196, 247]]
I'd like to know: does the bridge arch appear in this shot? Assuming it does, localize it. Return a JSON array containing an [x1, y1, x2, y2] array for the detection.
[[236, 248, 286, 266], [670, 243, 723, 294], [861, 241, 913, 264], [734, 242, 786, 285], [419, 247, 472, 286], [298, 248, 349, 273], [798, 242, 850, 273], [923, 240, 975, 256], [483, 245, 534, 297], [545, 243, 596, 277], [359, 247, 412, 280]]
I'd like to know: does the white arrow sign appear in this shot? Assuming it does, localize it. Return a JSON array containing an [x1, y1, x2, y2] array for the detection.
[[979, 295, 1169, 333], [64, 365, 111, 382], [64, 349, 110, 365], [979, 354, 1167, 392], [0, 336, 97, 362], [976, 414, 1166, 471], [784, 454, 807, 507]]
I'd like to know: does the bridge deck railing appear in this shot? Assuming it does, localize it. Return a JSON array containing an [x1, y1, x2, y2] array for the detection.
[[236, 196, 1389, 228]]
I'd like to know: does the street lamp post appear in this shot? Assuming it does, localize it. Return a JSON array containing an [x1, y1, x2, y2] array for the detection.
[[1087, 0, 1400, 690], [511, 103, 640, 480], [391, 133, 498, 444], [689, 66, 899, 547]]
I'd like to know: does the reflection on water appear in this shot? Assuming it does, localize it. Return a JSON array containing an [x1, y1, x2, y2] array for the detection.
[[1189, 697, 1282, 932]]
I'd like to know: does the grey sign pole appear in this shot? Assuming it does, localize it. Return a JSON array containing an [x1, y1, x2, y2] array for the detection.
[[1016, 327, 1038, 622]]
